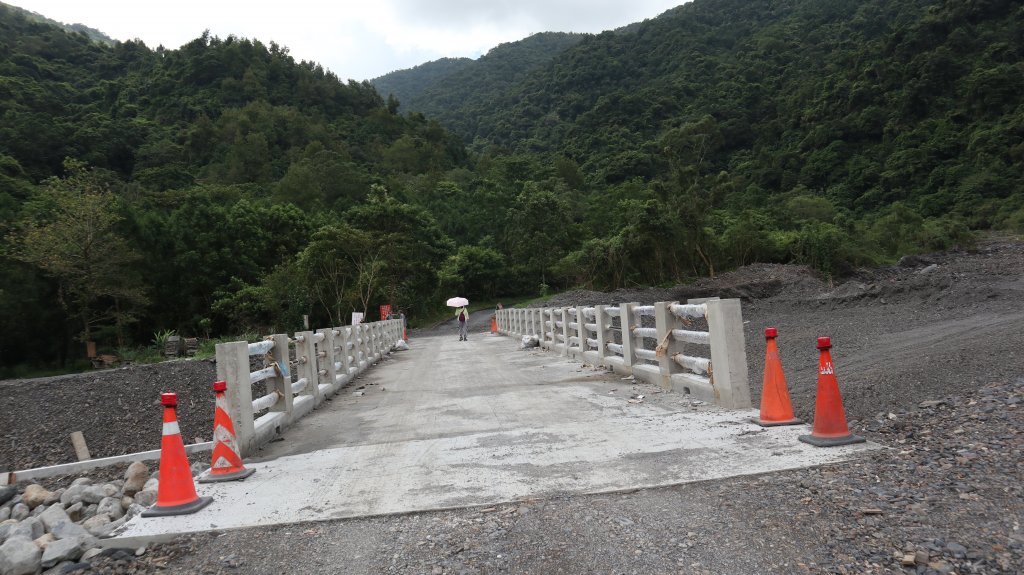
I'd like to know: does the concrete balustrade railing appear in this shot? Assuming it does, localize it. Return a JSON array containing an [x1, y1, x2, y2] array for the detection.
[[216, 318, 404, 456], [497, 299, 750, 409]]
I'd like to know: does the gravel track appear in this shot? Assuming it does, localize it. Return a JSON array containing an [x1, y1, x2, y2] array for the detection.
[[2, 238, 1022, 574]]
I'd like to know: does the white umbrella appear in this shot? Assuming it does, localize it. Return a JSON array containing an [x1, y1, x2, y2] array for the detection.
[[446, 297, 469, 307]]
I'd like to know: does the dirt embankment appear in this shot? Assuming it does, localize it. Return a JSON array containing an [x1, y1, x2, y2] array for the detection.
[[533, 238, 1024, 423]]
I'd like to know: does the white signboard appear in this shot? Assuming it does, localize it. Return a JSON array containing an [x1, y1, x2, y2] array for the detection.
[[351, 312, 364, 325]]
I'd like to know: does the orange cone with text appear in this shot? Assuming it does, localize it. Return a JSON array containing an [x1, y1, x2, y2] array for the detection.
[[798, 337, 866, 447], [199, 380, 255, 483], [752, 327, 802, 427], [491, 316, 498, 334], [142, 393, 213, 517]]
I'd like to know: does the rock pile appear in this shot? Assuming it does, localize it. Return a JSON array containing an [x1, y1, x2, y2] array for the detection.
[[0, 461, 159, 575]]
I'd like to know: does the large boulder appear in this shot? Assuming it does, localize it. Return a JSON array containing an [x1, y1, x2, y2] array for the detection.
[[79, 485, 117, 505], [8, 506, 27, 523], [0, 519, 42, 544], [80, 514, 111, 538], [38, 506, 94, 545], [0, 521, 17, 544], [19, 486, 51, 511], [32, 533, 55, 549], [0, 536, 42, 575], [39, 534, 92, 568], [132, 490, 157, 508], [18, 518, 43, 541], [96, 498, 123, 521], [59, 486, 84, 508], [122, 462, 150, 496], [64, 503, 84, 523]]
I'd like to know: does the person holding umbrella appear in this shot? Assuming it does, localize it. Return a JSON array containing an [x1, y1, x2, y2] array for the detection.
[[447, 297, 470, 341]]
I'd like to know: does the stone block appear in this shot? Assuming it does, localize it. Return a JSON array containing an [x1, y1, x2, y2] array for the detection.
[[0, 536, 42, 575]]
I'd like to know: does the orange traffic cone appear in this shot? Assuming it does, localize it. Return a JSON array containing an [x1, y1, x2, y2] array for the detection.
[[199, 381, 255, 483], [798, 337, 866, 447], [752, 327, 801, 427], [491, 316, 498, 334], [142, 393, 213, 517]]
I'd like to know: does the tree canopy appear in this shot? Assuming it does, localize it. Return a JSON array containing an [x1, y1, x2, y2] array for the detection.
[[0, 0, 1020, 372]]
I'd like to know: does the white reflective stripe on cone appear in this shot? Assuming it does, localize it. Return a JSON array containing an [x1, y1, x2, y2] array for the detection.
[[162, 421, 180, 436], [213, 424, 240, 454], [212, 456, 233, 470]]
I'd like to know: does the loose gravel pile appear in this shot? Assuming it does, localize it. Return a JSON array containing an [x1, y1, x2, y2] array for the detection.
[[0, 360, 218, 472]]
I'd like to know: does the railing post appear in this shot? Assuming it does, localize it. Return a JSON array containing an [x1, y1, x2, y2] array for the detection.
[[215, 341, 255, 457], [366, 323, 375, 359], [337, 327, 352, 377], [360, 324, 370, 367], [573, 308, 586, 359], [653, 302, 681, 391], [544, 306, 552, 347], [268, 334, 294, 414], [266, 333, 294, 413], [705, 299, 752, 409], [595, 305, 607, 367], [539, 309, 549, 349], [294, 331, 319, 401], [318, 328, 337, 393], [531, 309, 540, 339], [620, 302, 638, 372], [371, 322, 381, 358], [565, 306, 573, 356]]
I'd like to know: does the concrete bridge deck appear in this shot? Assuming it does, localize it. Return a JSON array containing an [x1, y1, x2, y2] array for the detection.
[[111, 330, 877, 545]]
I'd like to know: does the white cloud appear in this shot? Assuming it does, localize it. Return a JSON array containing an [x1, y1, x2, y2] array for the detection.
[[7, 0, 685, 80]]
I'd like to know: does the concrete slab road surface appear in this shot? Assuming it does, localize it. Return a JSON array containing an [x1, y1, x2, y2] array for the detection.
[[111, 323, 877, 545]]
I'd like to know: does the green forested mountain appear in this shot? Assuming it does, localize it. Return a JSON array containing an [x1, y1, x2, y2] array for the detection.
[[0, 4, 470, 370], [1, 1, 114, 44], [0, 0, 1021, 373], [372, 57, 474, 111], [372, 32, 586, 137], [382, 0, 1023, 278]]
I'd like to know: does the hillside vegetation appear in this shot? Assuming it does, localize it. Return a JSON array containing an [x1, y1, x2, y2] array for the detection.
[[373, 32, 586, 140], [0, 0, 1022, 372]]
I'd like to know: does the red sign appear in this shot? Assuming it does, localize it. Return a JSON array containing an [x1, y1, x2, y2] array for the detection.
[[379, 304, 392, 321]]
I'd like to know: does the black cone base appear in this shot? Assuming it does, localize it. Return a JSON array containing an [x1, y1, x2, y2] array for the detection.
[[141, 495, 213, 517], [199, 467, 255, 483], [798, 433, 866, 447], [751, 417, 803, 427]]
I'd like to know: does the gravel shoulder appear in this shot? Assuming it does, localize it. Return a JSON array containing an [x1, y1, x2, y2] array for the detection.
[[2, 238, 1022, 574]]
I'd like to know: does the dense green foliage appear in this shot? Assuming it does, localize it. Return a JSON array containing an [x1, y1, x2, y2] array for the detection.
[[1, 0, 1021, 373], [378, 0, 1022, 275], [372, 57, 474, 111], [372, 32, 586, 139], [1, 1, 114, 45]]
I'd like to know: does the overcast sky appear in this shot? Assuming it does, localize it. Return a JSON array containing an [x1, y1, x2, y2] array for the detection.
[[9, 1, 686, 81]]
